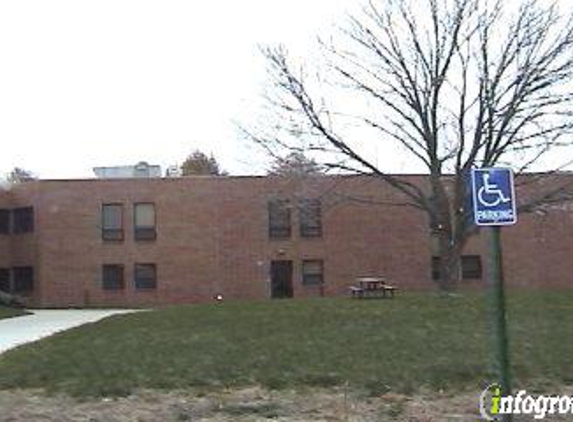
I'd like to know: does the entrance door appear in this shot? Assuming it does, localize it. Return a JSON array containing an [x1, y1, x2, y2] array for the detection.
[[270, 260, 293, 298]]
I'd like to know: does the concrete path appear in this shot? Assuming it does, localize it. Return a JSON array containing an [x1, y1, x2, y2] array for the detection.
[[0, 309, 138, 354]]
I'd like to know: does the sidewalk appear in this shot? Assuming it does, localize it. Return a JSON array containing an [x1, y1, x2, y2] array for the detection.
[[0, 309, 138, 354]]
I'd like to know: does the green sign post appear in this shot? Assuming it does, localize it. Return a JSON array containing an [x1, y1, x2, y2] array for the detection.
[[487, 226, 512, 402], [471, 168, 517, 420]]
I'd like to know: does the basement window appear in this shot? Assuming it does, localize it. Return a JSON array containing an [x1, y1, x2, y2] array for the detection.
[[134, 203, 156, 241], [12, 267, 33, 294], [102, 204, 124, 241], [102, 264, 125, 290], [135, 263, 157, 289], [302, 260, 324, 285], [12, 207, 34, 234]]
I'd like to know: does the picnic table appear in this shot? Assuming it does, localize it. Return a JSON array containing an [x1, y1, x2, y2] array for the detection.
[[349, 276, 397, 299]]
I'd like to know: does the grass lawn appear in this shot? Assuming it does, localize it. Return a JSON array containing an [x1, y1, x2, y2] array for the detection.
[[0, 292, 571, 397], [0, 306, 28, 320]]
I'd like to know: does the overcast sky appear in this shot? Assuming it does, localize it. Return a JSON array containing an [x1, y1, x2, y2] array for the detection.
[[0, 0, 357, 179], [1, 1, 571, 179]]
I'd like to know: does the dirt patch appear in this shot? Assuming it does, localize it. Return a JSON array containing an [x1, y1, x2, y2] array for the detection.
[[0, 386, 572, 421]]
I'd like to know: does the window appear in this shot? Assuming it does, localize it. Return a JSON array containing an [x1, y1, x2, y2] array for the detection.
[[134, 203, 156, 241], [300, 198, 322, 238], [102, 265, 124, 290], [302, 260, 324, 285], [431, 256, 441, 281], [12, 207, 34, 233], [461, 255, 482, 279], [134, 263, 157, 289], [12, 267, 33, 294], [0, 209, 9, 234], [432, 255, 482, 281], [0, 268, 9, 293], [102, 204, 124, 241], [268, 199, 291, 239]]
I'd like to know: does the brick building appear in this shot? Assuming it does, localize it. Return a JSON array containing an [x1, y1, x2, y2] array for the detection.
[[0, 175, 571, 308]]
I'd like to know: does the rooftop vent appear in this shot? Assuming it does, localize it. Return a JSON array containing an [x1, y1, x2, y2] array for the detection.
[[93, 162, 162, 179]]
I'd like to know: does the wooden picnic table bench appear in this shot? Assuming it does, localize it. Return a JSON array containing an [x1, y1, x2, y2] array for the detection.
[[349, 277, 398, 299]]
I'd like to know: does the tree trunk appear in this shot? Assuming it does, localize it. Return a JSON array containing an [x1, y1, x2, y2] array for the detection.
[[437, 232, 461, 291], [428, 174, 463, 292]]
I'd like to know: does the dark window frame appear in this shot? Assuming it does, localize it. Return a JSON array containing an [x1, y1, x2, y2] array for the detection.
[[268, 199, 291, 239], [0, 209, 9, 234], [461, 255, 483, 279], [12, 207, 34, 234], [134, 263, 157, 290], [431, 256, 441, 281], [134, 202, 157, 241], [102, 264, 125, 290], [302, 259, 324, 286], [12, 266, 33, 294], [101, 203, 124, 241], [0, 268, 10, 293], [431, 255, 483, 281], [299, 198, 322, 238]]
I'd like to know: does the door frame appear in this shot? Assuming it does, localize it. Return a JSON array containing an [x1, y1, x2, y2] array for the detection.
[[270, 260, 293, 299]]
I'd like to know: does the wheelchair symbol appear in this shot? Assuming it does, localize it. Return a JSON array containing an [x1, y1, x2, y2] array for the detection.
[[477, 173, 511, 207]]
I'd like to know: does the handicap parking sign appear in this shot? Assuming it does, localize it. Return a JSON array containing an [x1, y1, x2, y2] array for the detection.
[[471, 168, 517, 226]]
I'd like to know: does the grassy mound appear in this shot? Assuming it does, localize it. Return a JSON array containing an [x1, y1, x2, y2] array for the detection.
[[0, 292, 571, 397]]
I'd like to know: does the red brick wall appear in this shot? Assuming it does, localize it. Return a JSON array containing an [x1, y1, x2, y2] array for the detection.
[[1, 174, 572, 307]]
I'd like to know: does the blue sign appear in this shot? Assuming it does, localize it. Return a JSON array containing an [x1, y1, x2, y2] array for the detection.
[[471, 168, 517, 226]]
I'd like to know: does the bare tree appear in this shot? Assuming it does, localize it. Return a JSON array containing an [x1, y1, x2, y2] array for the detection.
[[245, 0, 573, 290], [5, 167, 36, 184]]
